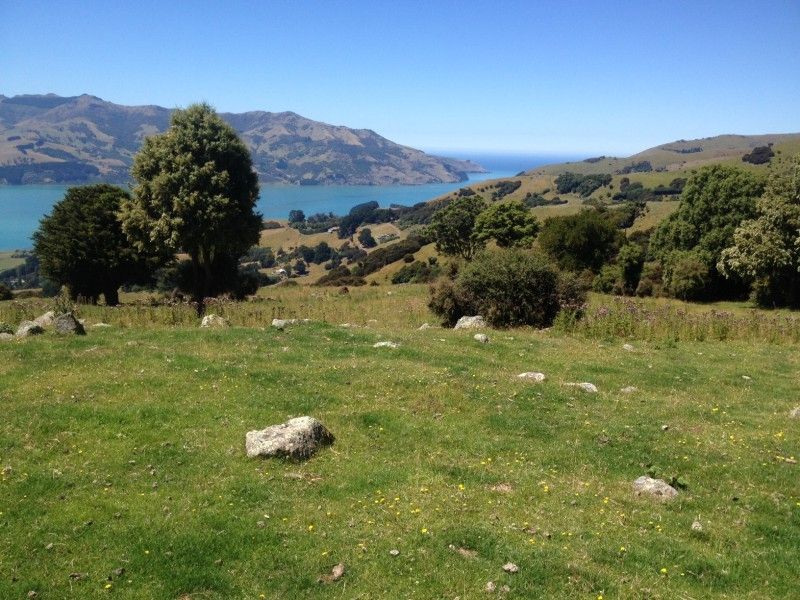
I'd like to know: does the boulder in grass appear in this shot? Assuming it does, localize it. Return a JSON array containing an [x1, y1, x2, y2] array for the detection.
[[373, 341, 399, 349], [0, 332, 13, 342], [454, 315, 486, 330], [271, 318, 298, 330], [474, 333, 489, 343], [566, 382, 598, 393], [33, 311, 55, 328], [54, 313, 86, 335], [200, 314, 229, 328], [789, 406, 800, 419], [246, 416, 334, 460], [15, 321, 44, 338], [633, 476, 678, 500], [517, 372, 546, 382]]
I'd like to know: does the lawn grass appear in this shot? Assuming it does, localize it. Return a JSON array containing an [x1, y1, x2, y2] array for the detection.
[[1, 288, 799, 599]]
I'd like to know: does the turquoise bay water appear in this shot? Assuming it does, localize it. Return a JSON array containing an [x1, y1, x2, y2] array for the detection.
[[0, 154, 576, 250]]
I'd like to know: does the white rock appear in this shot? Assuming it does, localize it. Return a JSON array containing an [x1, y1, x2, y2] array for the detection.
[[15, 321, 44, 338], [620, 386, 638, 394], [567, 382, 598, 393], [373, 341, 399, 349], [691, 520, 703, 532], [245, 416, 334, 459], [474, 333, 489, 343], [418, 323, 432, 330], [92, 323, 112, 328], [517, 372, 546, 382], [0, 332, 13, 341], [789, 406, 800, 419], [200, 314, 229, 328], [271, 318, 297, 329], [485, 581, 496, 592], [389, 549, 400, 557], [633, 476, 678, 500], [502, 562, 519, 574], [33, 311, 55, 328], [454, 315, 487, 330], [622, 343, 635, 352]]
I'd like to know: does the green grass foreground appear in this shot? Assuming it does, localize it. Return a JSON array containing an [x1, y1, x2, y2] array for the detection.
[[1, 292, 799, 598]]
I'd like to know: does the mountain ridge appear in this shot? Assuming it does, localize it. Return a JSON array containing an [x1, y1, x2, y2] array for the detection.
[[0, 94, 485, 185]]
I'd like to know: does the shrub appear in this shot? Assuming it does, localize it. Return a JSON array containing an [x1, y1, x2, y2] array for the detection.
[[315, 266, 366, 287], [261, 220, 282, 230], [664, 251, 710, 301], [0, 284, 12, 301], [428, 249, 586, 328], [391, 261, 440, 284], [539, 209, 622, 272], [0, 321, 13, 334]]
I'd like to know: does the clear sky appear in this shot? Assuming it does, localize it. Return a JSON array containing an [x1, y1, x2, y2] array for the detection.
[[2, 0, 798, 155]]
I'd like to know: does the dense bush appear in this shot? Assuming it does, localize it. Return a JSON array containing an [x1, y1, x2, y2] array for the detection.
[[664, 250, 710, 301], [490, 180, 522, 201], [428, 249, 586, 328], [555, 172, 612, 196], [391, 260, 441, 284], [0, 284, 12, 301], [358, 228, 377, 248], [538, 209, 622, 272], [315, 266, 366, 287], [352, 237, 426, 276], [261, 220, 282, 230]]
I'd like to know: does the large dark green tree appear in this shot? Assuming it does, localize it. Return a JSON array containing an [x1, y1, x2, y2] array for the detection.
[[33, 184, 154, 305], [121, 103, 262, 313], [538, 209, 622, 272], [473, 200, 540, 248], [648, 164, 763, 299], [428, 196, 487, 260]]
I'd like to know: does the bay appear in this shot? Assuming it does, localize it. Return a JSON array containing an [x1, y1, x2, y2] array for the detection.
[[0, 153, 577, 250]]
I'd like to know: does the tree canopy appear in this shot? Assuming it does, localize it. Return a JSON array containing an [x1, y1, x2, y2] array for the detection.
[[538, 209, 622, 272], [33, 184, 154, 305], [428, 196, 487, 260], [121, 103, 262, 312], [473, 200, 540, 248], [719, 154, 800, 307]]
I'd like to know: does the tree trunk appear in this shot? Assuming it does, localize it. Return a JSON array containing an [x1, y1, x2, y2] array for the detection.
[[104, 287, 120, 307]]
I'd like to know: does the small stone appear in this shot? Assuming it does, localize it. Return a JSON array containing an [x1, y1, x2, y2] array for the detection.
[[474, 333, 489, 343], [15, 321, 44, 338], [517, 372, 546, 382], [389, 549, 400, 556], [622, 343, 635, 351], [789, 406, 800, 419], [214, 559, 223, 566], [691, 520, 703, 532], [454, 315, 487, 330], [256, 520, 266, 528], [112, 567, 125, 578], [200, 314, 229, 328], [318, 562, 345, 583], [490, 483, 513, 493], [501, 585, 511, 593], [620, 386, 638, 394], [373, 341, 399, 349], [741, 375, 751, 380], [271, 318, 298, 329], [661, 424, 669, 431], [633, 476, 678, 500], [27, 591, 37, 599], [69, 572, 86, 580], [567, 382, 598, 393], [45, 543, 54, 550], [502, 562, 519, 574], [92, 322, 112, 328], [246, 416, 335, 460], [485, 581, 496, 593], [54, 313, 86, 335], [418, 323, 432, 330]]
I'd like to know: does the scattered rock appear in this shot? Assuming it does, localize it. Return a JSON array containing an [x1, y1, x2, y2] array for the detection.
[[69, 572, 86, 581], [54, 313, 86, 335], [200, 314, 229, 328], [0, 332, 13, 341], [622, 343, 635, 351], [318, 562, 345, 583], [92, 322, 112, 328], [389, 549, 400, 557], [33, 311, 55, 328], [517, 372, 546, 382], [15, 321, 44, 338], [501, 585, 511, 593], [454, 315, 487, 330], [214, 559, 223, 566], [661, 424, 669, 431], [691, 520, 703, 532], [271, 318, 298, 329], [27, 591, 37, 599], [633, 476, 678, 500], [45, 543, 54, 550], [485, 581, 496, 593], [373, 341, 399, 349], [620, 386, 638, 394], [474, 333, 489, 343], [502, 562, 519, 574], [566, 382, 598, 393], [418, 323, 432, 330], [490, 483, 513, 493], [450, 544, 478, 559], [256, 520, 266, 528], [789, 406, 800, 419], [245, 416, 334, 460]]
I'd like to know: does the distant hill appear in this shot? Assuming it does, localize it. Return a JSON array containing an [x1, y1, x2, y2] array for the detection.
[[0, 94, 485, 185]]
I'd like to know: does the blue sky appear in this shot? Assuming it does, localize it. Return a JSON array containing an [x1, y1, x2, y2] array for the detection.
[[2, 0, 798, 155]]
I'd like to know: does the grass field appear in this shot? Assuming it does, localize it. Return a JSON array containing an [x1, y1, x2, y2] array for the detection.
[[0, 251, 25, 272], [1, 288, 799, 599]]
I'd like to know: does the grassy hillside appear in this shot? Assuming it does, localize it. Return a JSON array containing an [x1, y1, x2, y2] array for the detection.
[[0, 251, 25, 272], [428, 134, 800, 234], [0, 288, 798, 599]]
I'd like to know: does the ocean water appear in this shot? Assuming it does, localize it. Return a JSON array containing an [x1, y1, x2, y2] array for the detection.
[[0, 153, 578, 250]]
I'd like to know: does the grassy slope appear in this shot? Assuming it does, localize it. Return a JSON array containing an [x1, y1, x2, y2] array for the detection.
[[0, 251, 25, 272], [1, 290, 799, 599]]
